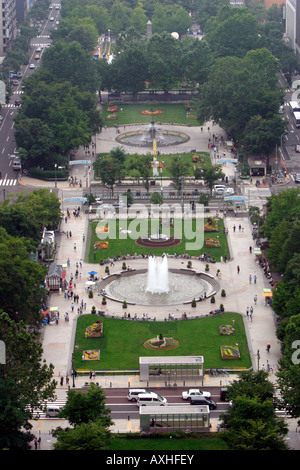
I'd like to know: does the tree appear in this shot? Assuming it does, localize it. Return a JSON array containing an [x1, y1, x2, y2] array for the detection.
[[127, 153, 153, 192], [202, 164, 224, 194], [205, 5, 260, 58], [110, 43, 148, 96], [0, 229, 47, 323], [219, 370, 289, 450], [95, 156, 124, 195], [53, 419, 112, 450], [150, 192, 163, 205], [59, 383, 112, 427], [169, 158, 189, 194], [0, 378, 35, 450], [146, 32, 183, 92], [0, 312, 56, 411]]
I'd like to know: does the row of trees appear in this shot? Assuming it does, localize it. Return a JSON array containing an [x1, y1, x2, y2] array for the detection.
[[260, 188, 300, 419], [93, 147, 224, 195]]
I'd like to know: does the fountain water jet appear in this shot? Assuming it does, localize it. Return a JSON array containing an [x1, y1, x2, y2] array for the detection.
[[146, 255, 169, 294]]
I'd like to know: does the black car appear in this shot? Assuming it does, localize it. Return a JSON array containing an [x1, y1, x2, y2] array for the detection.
[[190, 396, 217, 409]]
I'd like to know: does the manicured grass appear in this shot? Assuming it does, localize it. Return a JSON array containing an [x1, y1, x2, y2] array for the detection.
[[109, 434, 228, 450], [73, 313, 251, 372], [88, 217, 230, 263], [102, 103, 199, 127]]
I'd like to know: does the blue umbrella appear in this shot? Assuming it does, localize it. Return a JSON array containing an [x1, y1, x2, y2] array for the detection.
[[88, 271, 98, 275]]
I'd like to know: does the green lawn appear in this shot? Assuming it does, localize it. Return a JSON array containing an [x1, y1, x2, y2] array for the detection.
[[102, 103, 199, 127], [109, 434, 228, 450], [74, 313, 251, 372], [87, 217, 230, 263]]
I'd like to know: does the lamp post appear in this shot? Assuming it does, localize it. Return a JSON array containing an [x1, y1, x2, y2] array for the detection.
[[54, 163, 57, 188]]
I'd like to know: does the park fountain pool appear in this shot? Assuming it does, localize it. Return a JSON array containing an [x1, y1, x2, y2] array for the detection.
[[115, 120, 190, 148], [103, 255, 217, 306]]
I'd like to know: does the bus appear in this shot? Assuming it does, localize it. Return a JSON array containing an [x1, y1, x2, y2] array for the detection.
[[289, 101, 300, 114], [293, 111, 300, 128]]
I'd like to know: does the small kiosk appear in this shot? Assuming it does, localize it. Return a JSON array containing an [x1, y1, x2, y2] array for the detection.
[[139, 356, 204, 383], [140, 405, 210, 433]]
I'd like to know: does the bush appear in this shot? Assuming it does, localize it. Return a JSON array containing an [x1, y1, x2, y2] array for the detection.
[[28, 168, 69, 180]]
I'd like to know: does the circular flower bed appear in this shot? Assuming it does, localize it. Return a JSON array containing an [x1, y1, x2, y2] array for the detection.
[[141, 110, 162, 115], [144, 336, 179, 350]]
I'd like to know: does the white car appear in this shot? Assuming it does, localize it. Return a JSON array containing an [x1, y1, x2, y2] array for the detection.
[[95, 197, 103, 205], [213, 185, 226, 194], [225, 188, 234, 195], [29, 64, 35, 69], [50, 17, 54, 21], [182, 389, 211, 400]]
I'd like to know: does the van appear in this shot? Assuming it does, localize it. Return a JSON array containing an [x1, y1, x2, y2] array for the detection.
[[12, 156, 21, 171], [190, 396, 217, 409], [46, 405, 60, 417], [137, 392, 168, 406], [127, 389, 150, 402]]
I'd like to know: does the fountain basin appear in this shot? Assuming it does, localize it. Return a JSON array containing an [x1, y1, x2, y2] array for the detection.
[[100, 268, 218, 306], [115, 127, 190, 147]]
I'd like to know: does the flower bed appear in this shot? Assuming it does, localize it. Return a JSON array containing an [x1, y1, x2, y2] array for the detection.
[[144, 336, 179, 350], [85, 321, 103, 338], [220, 345, 240, 360], [205, 238, 220, 248], [141, 110, 162, 115], [219, 325, 235, 335], [82, 350, 100, 361], [108, 106, 118, 112]]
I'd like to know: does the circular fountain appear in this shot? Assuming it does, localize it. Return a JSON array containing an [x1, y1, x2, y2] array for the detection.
[[101, 255, 218, 306], [116, 120, 190, 148]]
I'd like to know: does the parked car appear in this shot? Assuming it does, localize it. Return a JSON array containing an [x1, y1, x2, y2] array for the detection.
[[29, 64, 35, 69], [182, 389, 211, 400], [295, 173, 300, 183]]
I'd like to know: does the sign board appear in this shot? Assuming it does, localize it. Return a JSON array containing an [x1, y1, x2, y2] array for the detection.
[[69, 160, 91, 166]]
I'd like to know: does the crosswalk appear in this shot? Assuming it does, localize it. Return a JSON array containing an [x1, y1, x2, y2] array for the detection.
[[0, 178, 18, 187], [30, 388, 68, 420]]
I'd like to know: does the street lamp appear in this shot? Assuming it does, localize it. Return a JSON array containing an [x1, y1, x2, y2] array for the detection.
[[54, 164, 57, 188]]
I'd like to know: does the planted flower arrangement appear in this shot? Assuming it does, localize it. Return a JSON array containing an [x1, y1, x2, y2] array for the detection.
[[220, 345, 240, 360], [219, 325, 235, 335]]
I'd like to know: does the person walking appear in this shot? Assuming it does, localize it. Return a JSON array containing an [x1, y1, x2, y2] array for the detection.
[[246, 306, 249, 318], [266, 344, 271, 353], [254, 294, 257, 305], [254, 274, 257, 284], [249, 274, 252, 284], [237, 265, 240, 274]]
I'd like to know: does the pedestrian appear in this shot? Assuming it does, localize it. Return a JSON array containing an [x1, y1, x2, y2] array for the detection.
[[233, 225, 236, 232], [249, 274, 252, 283], [71, 303, 74, 312], [60, 376, 64, 386], [249, 246, 252, 254], [89, 370, 92, 379], [34, 438, 38, 450], [261, 364, 265, 372], [237, 265, 240, 274], [69, 231, 72, 238], [266, 344, 271, 353], [83, 234, 85, 242], [246, 306, 249, 317], [254, 274, 257, 284], [254, 294, 257, 305], [74, 243, 76, 251], [37, 437, 41, 448]]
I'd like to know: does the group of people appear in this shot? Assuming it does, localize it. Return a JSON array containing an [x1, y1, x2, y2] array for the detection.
[[258, 254, 274, 286], [68, 176, 82, 187]]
